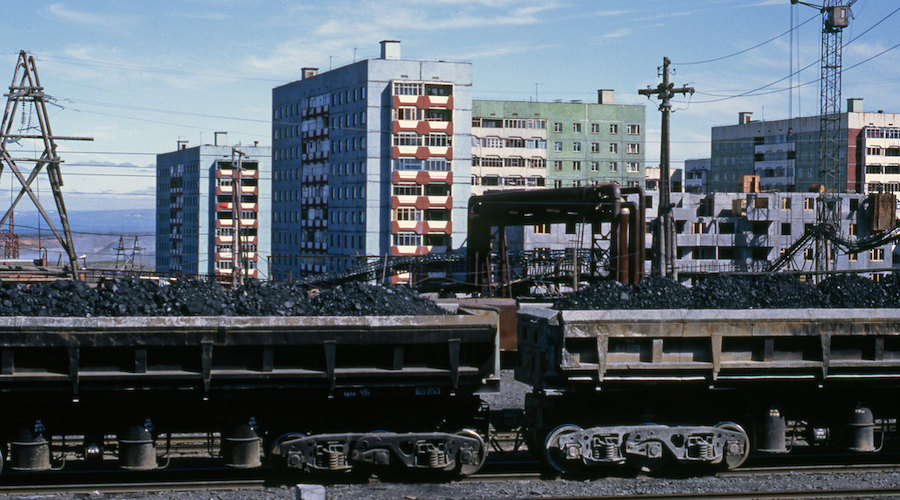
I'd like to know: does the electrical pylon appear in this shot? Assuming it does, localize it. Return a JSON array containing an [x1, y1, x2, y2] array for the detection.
[[0, 50, 92, 278]]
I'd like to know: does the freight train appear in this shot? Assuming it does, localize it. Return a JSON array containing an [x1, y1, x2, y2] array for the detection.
[[0, 287, 899, 478]]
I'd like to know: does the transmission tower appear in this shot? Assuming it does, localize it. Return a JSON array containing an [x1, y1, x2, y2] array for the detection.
[[0, 51, 92, 278], [792, 0, 853, 277]]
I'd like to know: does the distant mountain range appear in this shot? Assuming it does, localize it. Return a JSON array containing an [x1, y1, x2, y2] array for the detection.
[[9, 209, 155, 236]]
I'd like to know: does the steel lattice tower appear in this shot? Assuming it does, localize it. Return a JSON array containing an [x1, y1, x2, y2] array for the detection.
[[794, 0, 852, 276]]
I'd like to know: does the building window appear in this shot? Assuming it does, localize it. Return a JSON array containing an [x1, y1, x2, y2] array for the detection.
[[591, 123, 600, 134], [394, 208, 421, 221], [849, 223, 858, 236], [781, 197, 791, 210], [394, 133, 420, 146], [804, 197, 814, 210], [609, 162, 618, 172], [573, 161, 581, 171], [573, 123, 582, 133], [591, 142, 600, 153], [528, 158, 546, 169], [553, 122, 563, 132], [610, 124, 618, 134], [393, 183, 422, 196], [424, 133, 451, 147], [534, 223, 550, 234], [553, 161, 563, 171], [553, 180, 563, 188], [626, 124, 640, 135], [553, 142, 563, 152], [394, 107, 420, 121], [871, 248, 885, 261], [481, 136, 502, 148], [804, 248, 814, 261], [394, 232, 421, 246], [781, 223, 791, 235], [849, 252, 858, 262], [573, 142, 582, 152], [691, 222, 703, 234], [609, 143, 618, 153], [627, 143, 640, 154], [393, 82, 423, 96], [590, 161, 599, 172], [627, 162, 640, 172]]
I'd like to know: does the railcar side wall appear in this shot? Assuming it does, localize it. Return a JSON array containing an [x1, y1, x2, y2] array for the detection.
[[517, 307, 900, 391]]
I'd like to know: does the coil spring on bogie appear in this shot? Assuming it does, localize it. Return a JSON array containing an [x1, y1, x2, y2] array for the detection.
[[428, 448, 446, 468], [325, 447, 346, 470], [698, 441, 714, 461], [591, 442, 618, 461]]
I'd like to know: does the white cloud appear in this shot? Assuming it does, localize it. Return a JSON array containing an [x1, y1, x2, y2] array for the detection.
[[47, 3, 130, 31]]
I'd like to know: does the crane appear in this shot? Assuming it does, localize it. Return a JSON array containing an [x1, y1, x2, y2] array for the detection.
[[790, 0, 854, 278]]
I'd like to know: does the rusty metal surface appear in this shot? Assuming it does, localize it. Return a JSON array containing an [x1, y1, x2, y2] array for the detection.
[[0, 310, 501, 398], [517, 307, 900, 389]]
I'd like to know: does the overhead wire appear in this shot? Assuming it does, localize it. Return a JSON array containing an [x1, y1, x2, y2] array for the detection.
[[674, 5, 900, 105], [673, 13, 819, 65]]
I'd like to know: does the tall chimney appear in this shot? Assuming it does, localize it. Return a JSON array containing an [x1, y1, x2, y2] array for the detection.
[[380, 40, 401, 60], [302, 67, 318, 79], [738, 112, 753, 125], [597, 89, 615, 104]]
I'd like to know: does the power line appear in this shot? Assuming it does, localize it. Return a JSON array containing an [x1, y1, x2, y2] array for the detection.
[[674, 5, 900, 105], [673, 13, 819, 65]]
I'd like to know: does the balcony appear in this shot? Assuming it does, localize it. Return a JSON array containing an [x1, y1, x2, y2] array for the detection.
[[392, 170, 453, 185]]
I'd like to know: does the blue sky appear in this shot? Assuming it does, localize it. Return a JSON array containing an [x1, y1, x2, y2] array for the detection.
[[0, 0, 897, 214]]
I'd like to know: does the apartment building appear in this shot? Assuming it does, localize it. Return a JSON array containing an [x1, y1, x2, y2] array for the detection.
[[684, 158, 711, 193], [507, 190, 895, 284], [710, 99, 900, 194], [271, 40, 471, 280], [155, 135, 271, 279], [471, 93, 645, 195]]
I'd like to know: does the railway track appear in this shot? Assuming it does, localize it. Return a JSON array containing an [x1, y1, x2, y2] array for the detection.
[[1, 459, 900, 498]]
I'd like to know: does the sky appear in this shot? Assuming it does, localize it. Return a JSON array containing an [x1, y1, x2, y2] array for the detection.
[[0, 0, 897, 221]]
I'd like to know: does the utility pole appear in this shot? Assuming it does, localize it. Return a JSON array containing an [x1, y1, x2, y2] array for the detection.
[[0, 51, 92, 279], [230, 147, 245, 287], [639, 57, 694, 281]]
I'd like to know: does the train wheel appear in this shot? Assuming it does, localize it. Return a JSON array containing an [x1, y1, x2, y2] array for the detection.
[[454, 429, 488, 477], [715, 422, 750, 469], [543, 424, 585, 475]]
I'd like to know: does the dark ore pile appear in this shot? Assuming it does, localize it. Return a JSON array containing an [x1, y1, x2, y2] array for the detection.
[[0, 278, 446, 317], [556, 273, 900, 310]]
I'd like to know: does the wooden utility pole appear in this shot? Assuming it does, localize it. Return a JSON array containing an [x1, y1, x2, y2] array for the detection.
[[639, 57, 693, 281], [230, 147, 245, 287]]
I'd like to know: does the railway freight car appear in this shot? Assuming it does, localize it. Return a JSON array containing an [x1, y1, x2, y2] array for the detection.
[[0, 308, 499, 476], [518, 307, 900, 473]]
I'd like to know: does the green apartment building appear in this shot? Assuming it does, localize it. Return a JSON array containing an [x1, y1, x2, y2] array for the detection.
[[471, 90, 646, 195]]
